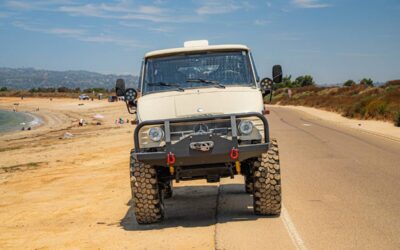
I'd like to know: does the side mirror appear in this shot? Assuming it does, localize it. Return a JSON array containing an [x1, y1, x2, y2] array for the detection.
[[116, 79, 126, 96], [272, 65, 282, 83]]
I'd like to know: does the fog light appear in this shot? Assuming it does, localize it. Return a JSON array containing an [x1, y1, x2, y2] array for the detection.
[[148, 127, 164, 142], [238, 120, 253, 135]]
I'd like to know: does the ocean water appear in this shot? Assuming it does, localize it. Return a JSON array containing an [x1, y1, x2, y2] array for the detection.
[[0, 110, 41, 133]]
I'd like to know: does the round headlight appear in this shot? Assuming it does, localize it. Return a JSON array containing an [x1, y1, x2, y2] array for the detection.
[[148, 127, 164, 142], [238, 120, 253, 135]]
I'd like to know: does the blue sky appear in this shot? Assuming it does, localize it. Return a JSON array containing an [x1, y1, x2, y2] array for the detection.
[[0, 0, 399, 84]]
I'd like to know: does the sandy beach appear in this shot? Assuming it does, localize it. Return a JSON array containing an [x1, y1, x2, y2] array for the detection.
[[0, 97, 138, 249]]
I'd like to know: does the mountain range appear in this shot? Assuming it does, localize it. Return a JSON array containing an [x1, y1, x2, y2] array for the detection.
[[0, 67, 139, 90]]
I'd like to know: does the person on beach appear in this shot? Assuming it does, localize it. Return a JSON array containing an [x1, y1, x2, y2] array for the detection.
[[79, 118, 85, 126]]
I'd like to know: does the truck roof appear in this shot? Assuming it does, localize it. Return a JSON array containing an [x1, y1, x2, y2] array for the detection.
[[145, 41, 250, 58]]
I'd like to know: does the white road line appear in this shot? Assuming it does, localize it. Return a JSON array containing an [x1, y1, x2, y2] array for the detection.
[[282, 206, 308, 250]]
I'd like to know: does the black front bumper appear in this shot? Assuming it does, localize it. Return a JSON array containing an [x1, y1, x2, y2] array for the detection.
[[132, 112, 270, 167]]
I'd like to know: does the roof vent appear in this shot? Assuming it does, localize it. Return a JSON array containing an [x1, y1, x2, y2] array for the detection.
[[184, 40, 209, 48]]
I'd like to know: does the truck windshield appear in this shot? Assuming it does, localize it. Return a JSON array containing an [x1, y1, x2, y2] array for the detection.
[[143, 51, 255, 94]]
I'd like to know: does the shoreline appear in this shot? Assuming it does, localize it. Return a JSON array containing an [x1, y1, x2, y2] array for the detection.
[[0, 109, 44, 134]]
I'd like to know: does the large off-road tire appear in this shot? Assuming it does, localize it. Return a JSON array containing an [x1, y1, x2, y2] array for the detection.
[[130, 156, 164, 224], [253, 139, 281, 215]]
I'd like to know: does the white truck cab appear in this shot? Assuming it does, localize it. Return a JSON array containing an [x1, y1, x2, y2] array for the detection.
[[116, 40, 283, 224]]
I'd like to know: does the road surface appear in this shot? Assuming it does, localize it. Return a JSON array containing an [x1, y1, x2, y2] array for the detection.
[[123, 106, 400, 249], [1, 105, 399, 249]]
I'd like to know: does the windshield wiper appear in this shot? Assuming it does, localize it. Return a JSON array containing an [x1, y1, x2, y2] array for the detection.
[[186, 78, 226, 89], [147, 82, 184, 92]]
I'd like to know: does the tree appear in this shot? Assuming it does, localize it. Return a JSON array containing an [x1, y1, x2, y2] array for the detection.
[[275, 75, 292, 89], [294, 75, 315, 87], [360, 78, 374, 87], [343, 80, 356, 87], [57, 87, 71, 92], [282, 75, 292, 87], [0, 87, 8, 91]]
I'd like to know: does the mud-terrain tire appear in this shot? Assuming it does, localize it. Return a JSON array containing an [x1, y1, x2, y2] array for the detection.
[[253, 139, 281, 215], [164, 180, 173, 199], [245, 175, 253, 194], [130, 156, 164, 224]]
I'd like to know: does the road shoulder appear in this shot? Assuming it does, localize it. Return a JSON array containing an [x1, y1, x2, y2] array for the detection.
[[273, 105, 400, 142]]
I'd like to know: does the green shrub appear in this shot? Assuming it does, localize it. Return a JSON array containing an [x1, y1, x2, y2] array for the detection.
[[343, 80, 356, 87], [394, 111, 400, 127]]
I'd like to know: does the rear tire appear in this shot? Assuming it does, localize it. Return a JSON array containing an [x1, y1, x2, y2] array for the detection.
[[130, 155, 164, 224], [253, 139, 282, 216]]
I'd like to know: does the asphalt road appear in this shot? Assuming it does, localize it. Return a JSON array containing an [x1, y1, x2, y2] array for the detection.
[[122, 106, 400, 250]]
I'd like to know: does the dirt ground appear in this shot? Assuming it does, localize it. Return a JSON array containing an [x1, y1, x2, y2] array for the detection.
[[0, 98, 145, 249], [1, 98, 232, 250]]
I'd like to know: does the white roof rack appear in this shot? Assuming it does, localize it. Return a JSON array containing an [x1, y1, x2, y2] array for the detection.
[[145, 42, 250, 58]]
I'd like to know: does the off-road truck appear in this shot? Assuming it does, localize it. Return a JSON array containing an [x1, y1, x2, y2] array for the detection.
[[116, 40, 283, 224]]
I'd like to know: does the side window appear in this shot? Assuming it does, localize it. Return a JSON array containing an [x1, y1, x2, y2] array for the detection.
[[249, 52, 260, 82]]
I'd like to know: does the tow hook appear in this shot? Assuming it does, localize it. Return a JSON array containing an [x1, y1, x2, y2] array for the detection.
[[230, 148, 241, 174], [167, 152, 175, 175]]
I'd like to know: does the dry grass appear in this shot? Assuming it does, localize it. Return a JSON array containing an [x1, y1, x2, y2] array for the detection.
[[272, 84, 400, 126], [0, 162, 46, 174], [0, 90, 114, 98]]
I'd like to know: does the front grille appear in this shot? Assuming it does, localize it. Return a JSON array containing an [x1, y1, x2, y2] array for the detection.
[[137, 115, 266, 149], [169, 118, 233, 144]]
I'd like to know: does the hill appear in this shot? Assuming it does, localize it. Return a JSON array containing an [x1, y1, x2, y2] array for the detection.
[[0, 67, 138, 90], [271, 81, 400, 126]]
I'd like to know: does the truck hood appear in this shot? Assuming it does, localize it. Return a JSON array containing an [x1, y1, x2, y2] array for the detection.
[[137, 86, 264, 122]]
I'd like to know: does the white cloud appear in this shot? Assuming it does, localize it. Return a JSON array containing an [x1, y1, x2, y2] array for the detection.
[[59, 4, 104, 17], [58, 2, 196, 23], [5, 0, 77, 11], [196, 0, 252, 15], [50, 28, 85, 36], [13, 21, 84, 36], [6, 1, 32, 10], [138, 6, 163, 15], [120, 21, 175, 33], [148, 26, 175, 33], [197, 3, 239, 15], [12, 21, 142, 47], [78, 34, 141, 47], [292, 0, 331, 8], [254, 19, 272, 26]]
